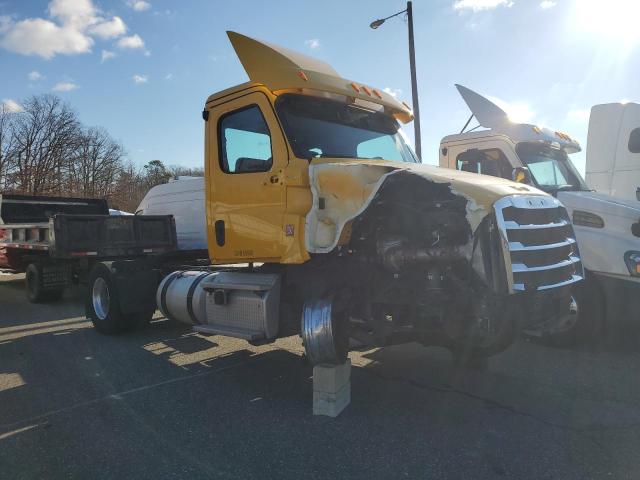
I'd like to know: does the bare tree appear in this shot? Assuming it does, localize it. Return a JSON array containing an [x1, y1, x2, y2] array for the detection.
[[0, 94, 193, 215], [0, 104, 17, 191], [8, 95, 79, 195], [169, 165, 204, 178], [67, 127, 124, 198]]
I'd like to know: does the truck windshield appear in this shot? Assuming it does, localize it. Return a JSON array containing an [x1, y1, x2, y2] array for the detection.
[[516, 142, 588, 193], [274, 93, 418, 163]]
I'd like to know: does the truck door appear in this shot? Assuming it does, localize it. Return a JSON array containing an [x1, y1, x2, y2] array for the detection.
[[207, 92, 288, 263]]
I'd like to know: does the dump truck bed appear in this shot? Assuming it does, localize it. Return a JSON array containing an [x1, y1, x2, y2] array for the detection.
[[0, 214, 176, 265], [0, 193, 178, 271]]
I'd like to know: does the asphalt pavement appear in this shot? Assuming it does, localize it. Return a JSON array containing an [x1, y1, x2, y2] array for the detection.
[[1, 273, 640, 479]]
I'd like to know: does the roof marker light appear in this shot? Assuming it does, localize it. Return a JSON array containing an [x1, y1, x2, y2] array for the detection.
[[532, 126, 542, 134], [350, 82, 360, 93], [373, 89, 383, 99], [297, 71, 308, 81], [362, 86, 372, 96]]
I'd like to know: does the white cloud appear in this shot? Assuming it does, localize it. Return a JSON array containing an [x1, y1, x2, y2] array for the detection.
[[2, 98, 23, 113], [488, 95, 534, 123], [101, 49, 116, 62], [117, 34, 144, 50], [540, 0, 556, 9], [132, 74, 148, 84], [304, 38, 320, 49], [48, 0, 97, 27], [165, 73, 173, 80], [88, 16, 126, 39], [453, 0, 513, 11], [0, 18, 93, 59], [566, 108, 590, 122], [52, 81, 78, 92], [0, 0, 134, 59], [28, 70, 43, 81], [383, 87, 402, 98], [129, 1, 151, 12]]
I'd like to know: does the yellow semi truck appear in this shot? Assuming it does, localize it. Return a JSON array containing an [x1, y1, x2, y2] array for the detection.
[[85, 32, 584, 365]]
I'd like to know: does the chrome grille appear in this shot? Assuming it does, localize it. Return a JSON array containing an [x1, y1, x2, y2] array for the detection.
[[494, 195, 584, 292]]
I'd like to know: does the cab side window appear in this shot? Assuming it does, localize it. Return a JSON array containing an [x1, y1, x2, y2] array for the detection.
[[219, 105, 273, 173], [456, 148, 511, 178]]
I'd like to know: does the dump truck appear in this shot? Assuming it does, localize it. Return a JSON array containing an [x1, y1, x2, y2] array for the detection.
[[0, 193, 177, 306], [85, 32, 584, 365], [439, 84, 640, 344]]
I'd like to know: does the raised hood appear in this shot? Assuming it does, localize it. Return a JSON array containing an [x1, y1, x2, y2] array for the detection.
[[226, 31, 413, 123], [455, 84, 581, 154]]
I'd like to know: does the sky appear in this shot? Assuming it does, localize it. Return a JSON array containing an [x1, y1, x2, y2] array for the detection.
[[1, 0, 639, 175]]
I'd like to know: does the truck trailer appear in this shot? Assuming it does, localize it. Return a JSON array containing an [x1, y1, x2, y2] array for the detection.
[[84, 32, 584, 366]]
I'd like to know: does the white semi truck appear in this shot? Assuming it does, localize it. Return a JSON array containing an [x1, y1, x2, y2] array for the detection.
[[585, 101, 640, 202], [439, 85, 640, 344]]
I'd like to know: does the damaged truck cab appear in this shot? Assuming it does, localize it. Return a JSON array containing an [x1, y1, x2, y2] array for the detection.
[[154, 32, 583, 365]]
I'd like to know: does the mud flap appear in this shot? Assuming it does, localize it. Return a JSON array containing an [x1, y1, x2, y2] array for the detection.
[[110, 259, 161, 316]]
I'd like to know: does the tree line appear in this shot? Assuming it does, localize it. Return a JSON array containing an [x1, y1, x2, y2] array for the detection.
[[0, 94, 203, 213]]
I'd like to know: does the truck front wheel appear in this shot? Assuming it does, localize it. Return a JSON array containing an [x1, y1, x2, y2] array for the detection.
[[528, 276, 604, 347], [25, 263, 64, 303], [301, 297, 349, 366]]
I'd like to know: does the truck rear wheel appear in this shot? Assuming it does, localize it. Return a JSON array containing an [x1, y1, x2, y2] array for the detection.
[[86, 263, 154, 334], [25, 263, 64, 303]]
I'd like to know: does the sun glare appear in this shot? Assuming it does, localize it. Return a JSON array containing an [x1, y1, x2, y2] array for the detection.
[[573, 0, 640, 45]]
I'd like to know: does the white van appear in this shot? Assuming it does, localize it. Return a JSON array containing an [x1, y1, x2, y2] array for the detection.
[[136, 176, 207, 251]]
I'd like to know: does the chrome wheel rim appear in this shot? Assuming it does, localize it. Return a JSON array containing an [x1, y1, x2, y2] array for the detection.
[[92, 277, 110, 320], [301, 298, 347, 366]]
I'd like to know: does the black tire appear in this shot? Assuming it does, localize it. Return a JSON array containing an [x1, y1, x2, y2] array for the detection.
[[25, 263, 64, 303], [448, 299, 520, 361], [86, 263, 155, 334], [86, 263, 126, 334], [534, 275, 604, 348]]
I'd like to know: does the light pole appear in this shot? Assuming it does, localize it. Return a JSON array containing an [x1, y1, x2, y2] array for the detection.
[[370, 1, 422, 160]]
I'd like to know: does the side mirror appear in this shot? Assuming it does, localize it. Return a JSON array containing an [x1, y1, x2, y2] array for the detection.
[[512, 166, 532, 184]]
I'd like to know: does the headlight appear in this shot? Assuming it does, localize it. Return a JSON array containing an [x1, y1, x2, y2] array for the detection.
[[572, 210, 604, 228], [624, 251, 640, 277]]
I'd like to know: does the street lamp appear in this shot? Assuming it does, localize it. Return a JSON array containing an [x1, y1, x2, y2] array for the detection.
[[370, 1, 422, 160]]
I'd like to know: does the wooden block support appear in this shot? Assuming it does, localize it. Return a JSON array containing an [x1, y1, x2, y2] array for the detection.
[[313, 359, 351, 417]]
